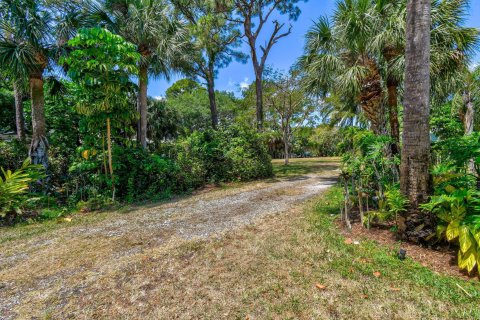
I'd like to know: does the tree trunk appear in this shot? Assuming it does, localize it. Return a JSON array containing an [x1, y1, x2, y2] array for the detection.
[[283, 126, 289, 165], [359, 59, 386, 135], [399, 0, 432, 242], [137, 65, 148, 149], [463, 91, 475, 174], [464, 92, 474, 135], [13, 80, 25, 141], [387, 81, 400, 155], [28, 72, 48, 170], [255, 72, 264, 131], [106, 117, 115, 201], [206, 66, 219, 130]]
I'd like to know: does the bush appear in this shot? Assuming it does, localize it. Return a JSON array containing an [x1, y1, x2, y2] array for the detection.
[[66, 126, 272, 204], [0, 159, 45, 223], [173, 126, 273, 184], [0, 139, 29, 171]]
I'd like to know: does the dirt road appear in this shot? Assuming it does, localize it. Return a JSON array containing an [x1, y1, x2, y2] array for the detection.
[[0, 159, 339, 319]]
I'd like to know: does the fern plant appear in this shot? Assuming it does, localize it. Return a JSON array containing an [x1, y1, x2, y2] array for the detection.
[[0, 159, 44, 219]]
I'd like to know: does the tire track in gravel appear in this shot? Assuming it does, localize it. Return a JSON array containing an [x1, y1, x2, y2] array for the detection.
[[0, 160, 339, 320]]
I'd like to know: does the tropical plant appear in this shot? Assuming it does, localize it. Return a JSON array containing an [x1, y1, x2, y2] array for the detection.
[[0, 158, 44, 220], [299, 0, 478, 146], [95, 0, 188, 148], [421, 188, 480, 274], [0, 0, 54, 169], [61, 27, 140, 200]]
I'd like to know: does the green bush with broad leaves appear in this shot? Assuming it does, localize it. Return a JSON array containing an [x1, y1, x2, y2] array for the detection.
[[421, 187, 480, 274], [0, 159, 44, 221]]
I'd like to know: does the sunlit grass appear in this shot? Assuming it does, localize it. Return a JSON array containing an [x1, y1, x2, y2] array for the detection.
[[272, 157, 341, 179]]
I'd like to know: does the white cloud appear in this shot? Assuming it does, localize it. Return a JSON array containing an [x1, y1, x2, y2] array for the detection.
[[240, 77, 250, 90], [153, 96, 164, 100]]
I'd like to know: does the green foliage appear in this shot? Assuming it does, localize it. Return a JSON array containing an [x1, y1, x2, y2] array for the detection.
[[421, 187, 480, 274], [430, 101, 464, 140], [0, 139, 28, 171], [165, 81, 246, 135], [61, 27, 140, 116], [66, 126, 272, 203], [173, 126, 273, 185], [308, 125, 344, 156], [433, 133, 480, 177], [0, 88, 15, 133], [0, 159, 44, 220]]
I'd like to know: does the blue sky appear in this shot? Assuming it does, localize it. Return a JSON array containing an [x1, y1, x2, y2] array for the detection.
[[149, 0, 480, 98]]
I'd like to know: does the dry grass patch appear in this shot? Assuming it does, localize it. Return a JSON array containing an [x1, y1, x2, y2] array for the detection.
[[3, 186, 480, 319]]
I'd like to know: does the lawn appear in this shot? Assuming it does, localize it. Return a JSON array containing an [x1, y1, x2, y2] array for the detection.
[[2, 158, 480, 319], [272, 157, 341, 179]]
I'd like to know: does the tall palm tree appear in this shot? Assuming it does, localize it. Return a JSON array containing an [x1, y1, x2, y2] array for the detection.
[[299, 2, 388, 136], [398, 0, 432, 239], [0, 0, 53, 169], [97, 0, 187, 149], [300, 0, 477, 149]]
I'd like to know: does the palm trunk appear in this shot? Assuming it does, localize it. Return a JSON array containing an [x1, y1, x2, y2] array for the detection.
[[206, 65, 219, 130], [387, 81, 400, 155], [13, 80, 25, 141], [255, 72, 264, 131], [399, 0, 432, 242], [138, 65, 148, 149], [28, 72, 48, 170], [360, 59, 386, 135]]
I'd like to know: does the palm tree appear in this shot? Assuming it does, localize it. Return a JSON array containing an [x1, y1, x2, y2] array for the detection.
[[97, 0, 187, 149], [300, 0, 477, 149], [0, 0, 53, 169], [299, 3, 388, 136], [398, 0, 432, 240]]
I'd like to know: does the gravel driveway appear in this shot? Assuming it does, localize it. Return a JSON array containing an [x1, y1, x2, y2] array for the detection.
[[0, 159, 339, 319]]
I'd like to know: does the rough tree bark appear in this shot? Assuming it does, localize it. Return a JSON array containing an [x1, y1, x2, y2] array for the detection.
[[359, 58, 386, 135], [137, 65, 148, 149], [13, 79, 25, 141], [29, 72, 49, 170], [387, 80, 400, 155], [399, 0, 432, 241]]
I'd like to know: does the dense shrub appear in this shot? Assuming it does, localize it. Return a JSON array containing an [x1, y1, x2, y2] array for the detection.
[[66, 126, 272, 204], [173, 126, 273, 184], [0, 139, 29, 171]]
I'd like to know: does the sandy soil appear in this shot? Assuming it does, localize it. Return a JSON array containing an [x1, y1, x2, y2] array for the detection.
[[0, 160, 339, 319]]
